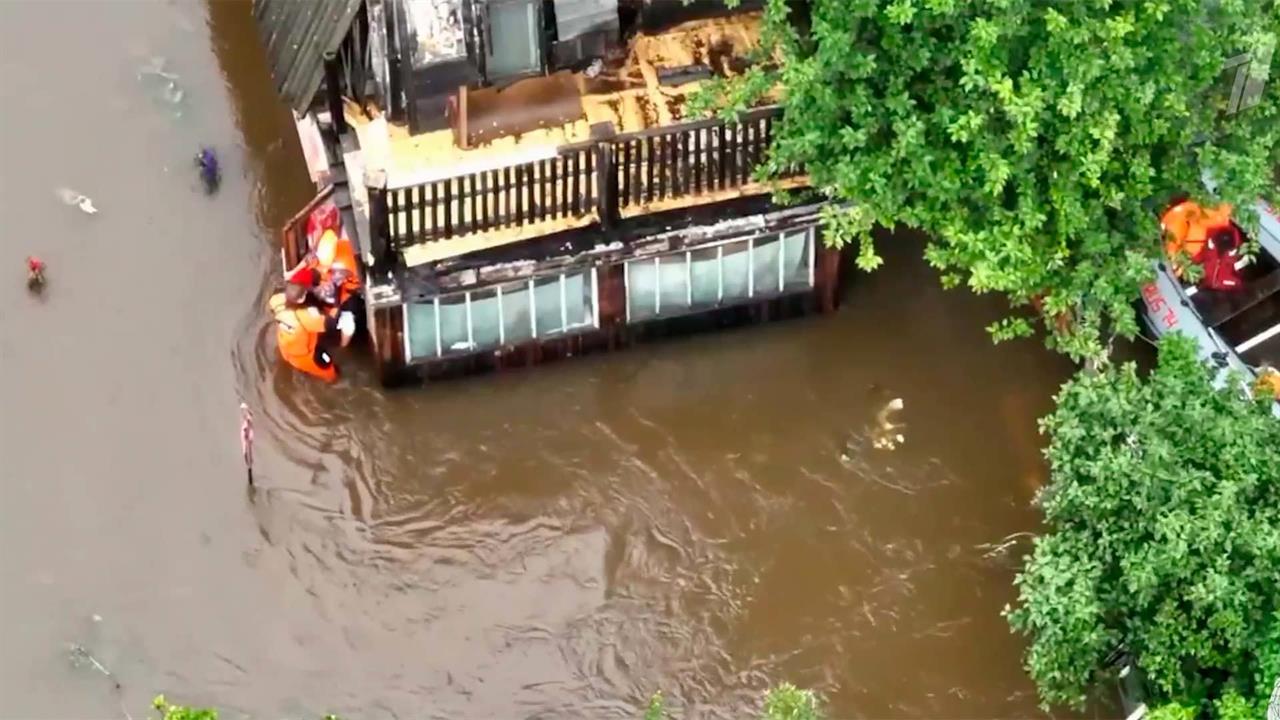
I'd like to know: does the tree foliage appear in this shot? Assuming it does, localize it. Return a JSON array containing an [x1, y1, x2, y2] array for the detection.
[[1005, 334, 1280, 713], [760, 683, 823, 720], [152, 696, 217, 720], [699, 0, 1280, 360], [641, 685, 823, 720], [150, 696, 339, 720]]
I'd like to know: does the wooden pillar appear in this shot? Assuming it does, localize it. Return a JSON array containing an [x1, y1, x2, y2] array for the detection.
[[323, 52, 347, 137], [366, 169, 393, 272], [374, 304, 407, 388], [454, 85, 470, 149], [385, 0, 405, 124], [595, 143, 618, 231], [817, 246, 841, 313]]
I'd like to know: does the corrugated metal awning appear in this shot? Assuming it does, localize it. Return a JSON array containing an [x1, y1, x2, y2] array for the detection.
[[252, 0, 364, 113], [553, 0, 618, 40]]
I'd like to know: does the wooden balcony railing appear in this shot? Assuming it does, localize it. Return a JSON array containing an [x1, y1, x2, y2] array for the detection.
[[367, 105, 794, 264]]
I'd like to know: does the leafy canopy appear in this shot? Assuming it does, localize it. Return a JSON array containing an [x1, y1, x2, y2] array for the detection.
[[1005, 334, 1280, 712], [642, 684, 823, 720], [152, 696, 217, 720], [699, 0, 1280, 360], [150, 696, 340, 720]]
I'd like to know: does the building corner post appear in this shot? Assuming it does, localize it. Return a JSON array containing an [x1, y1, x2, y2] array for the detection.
[[366, 168, 393, 274], [323, 51, 347, 137], [595, 143, 618, 231]]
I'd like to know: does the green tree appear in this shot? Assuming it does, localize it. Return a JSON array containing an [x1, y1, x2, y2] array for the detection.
[[1005, 334, 1280, 713], [644, 691, 667, 720], [696, 0, 1279, 360], [152, 696, 217, 720], [150, 696, 339, 720], [761, 683, 823, 720], [641, 684, 823, 719]]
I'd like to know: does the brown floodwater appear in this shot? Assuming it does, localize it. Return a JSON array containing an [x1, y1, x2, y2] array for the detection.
[[1, 1, 1089, 718]]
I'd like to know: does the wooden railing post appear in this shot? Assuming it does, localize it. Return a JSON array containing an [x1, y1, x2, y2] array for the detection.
[[366, 169, 393, 271], [324, 52, 347, 137], [595, 142, 618, 231]]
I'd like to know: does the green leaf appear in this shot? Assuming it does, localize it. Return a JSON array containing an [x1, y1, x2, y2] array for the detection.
[[1008, 335, 1280, 711], [707, 0, 1280, 363]]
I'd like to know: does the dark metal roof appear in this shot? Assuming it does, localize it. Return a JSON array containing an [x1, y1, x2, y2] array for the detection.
[[252, 0, 364, 113]]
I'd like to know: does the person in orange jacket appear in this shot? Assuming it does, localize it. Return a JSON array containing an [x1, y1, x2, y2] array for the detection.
[[287, 215, 362, 347], [285, 261, 359, 348], [1256, 366, 1280, 401], [312, 227, 361, 306], [1161, 199, 1233, 272], [269, 283, 352, 383]]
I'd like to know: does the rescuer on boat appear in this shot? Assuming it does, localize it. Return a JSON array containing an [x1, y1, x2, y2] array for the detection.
[[286, 203, 362, 347], [270, 281, 348, 383], [1160, 199, 1242, 290], [271, 201, 362, 381]]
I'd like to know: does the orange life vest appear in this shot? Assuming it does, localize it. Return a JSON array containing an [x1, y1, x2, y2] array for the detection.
[[269, 293, 337, 383], [313, 229, 361, 305], [1161, 200, 1233, 270], [1256, 368, 1280, 400]]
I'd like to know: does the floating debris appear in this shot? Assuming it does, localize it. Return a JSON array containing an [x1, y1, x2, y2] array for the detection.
[[196, 147, 220, 195], [137, 56, 186, 116], [68, 641, 134, 720], [26, 256, 46, 294], [55, 188, 98, 214], [871, 397, 905, 451], [67, 643, 120, 689]]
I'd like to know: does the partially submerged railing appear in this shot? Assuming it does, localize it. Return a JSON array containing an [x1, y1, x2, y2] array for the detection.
[[280, 184, 335, 269], [367, 105, 793, 262]]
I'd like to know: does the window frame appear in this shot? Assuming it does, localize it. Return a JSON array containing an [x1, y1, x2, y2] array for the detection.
[[403, 266, 599, 362], [622, 225, 818, 324]]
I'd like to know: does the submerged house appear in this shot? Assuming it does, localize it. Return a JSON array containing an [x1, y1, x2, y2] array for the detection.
[[252, 0, 840, 385]]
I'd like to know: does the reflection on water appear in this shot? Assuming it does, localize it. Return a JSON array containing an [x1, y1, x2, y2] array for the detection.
[[0, 1, 1085, 718]]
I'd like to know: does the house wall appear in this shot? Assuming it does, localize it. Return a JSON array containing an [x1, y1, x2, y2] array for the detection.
[[376, 220, 841, 385]]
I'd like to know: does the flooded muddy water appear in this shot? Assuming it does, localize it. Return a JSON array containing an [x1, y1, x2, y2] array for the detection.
[[1, 1, 1084, 718]]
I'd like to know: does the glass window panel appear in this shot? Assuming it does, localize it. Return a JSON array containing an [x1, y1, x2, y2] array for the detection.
[[690, 246, 720, 306], [563, 270, 594, 330], [627, 259, 658, 321], [534, 275, 563, 336], [753, 234, 781, 296], [470, 289, 502, 350], [439, 294, 470, 352], [782, 229, 811, 291], [658, 254, 687, 314], [721, 240, 751, 302], [406, 301, 438, 360], [486, 0, 542, 81], [501, 281, 534, 345]]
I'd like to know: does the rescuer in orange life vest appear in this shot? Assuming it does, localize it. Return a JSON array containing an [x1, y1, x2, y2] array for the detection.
[[269, 281, 354, 383], [1160, 199, 1246, 291], [1161, 199, 1233, 268], [287, 205, 362, 346]]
